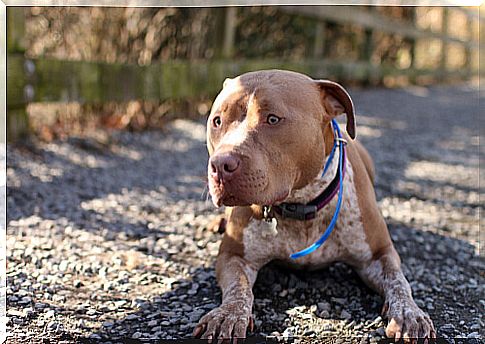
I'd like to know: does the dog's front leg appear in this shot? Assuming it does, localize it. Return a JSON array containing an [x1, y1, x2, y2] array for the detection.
[[194, 251, 258, 342], [357, 246, 435, 341]]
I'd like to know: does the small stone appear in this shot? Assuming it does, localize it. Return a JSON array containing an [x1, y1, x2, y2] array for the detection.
[[47, 321, 59, 331], [340, 310, 352, 319], [331, 297, 347, 305], [103, 321, 114, 327], [19, 296, 32, 305], [470, 323, 480, 331], [282, 328, 293, 338], [303, 330, 315, 336], [317, 301, 331, 312], [376, 327, 386, 336], [23, 307, 34, 317], [86, 309, 96, 316], [7, 309, 24, 317], [440, 323, 454, 331], [35, 303, 47, 309], [58, 261, 69, 271], [126, 314, 139, 321]]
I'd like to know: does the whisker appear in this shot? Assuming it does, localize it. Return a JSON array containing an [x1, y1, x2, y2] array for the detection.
[[200, 183, 208, 200]]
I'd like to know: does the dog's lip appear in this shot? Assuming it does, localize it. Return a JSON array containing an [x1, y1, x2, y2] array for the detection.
[[211, 189, 289, 208], [268, 190, 290, 205]]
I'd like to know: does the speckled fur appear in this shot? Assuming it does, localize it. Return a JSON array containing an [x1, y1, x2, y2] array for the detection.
[[242, 145, 372, 269]]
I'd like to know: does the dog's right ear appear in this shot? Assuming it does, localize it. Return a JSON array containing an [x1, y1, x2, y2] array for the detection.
[[315, 80, 356, 139]]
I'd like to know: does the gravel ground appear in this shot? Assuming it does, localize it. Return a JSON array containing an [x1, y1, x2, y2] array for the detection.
[[5, 83, 484, 343]]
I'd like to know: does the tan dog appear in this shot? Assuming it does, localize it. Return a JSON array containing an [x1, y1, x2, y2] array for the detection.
[[194, 70, 435, 342]]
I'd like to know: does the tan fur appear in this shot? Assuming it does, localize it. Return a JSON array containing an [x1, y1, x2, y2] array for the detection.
[[195, 70, 435, 341]]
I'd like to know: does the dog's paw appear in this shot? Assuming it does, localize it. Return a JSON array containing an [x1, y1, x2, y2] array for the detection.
[[384, 298, 436, 342], [193, 302, 253, 343]]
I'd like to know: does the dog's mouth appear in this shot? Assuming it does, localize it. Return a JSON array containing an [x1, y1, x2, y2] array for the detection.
[[209, 181, 289, 208]]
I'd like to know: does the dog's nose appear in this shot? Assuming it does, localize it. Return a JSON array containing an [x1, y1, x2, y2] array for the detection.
[[210, 153, 241, 181]]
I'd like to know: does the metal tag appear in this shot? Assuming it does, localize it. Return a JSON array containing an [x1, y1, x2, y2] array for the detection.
[[262, 217, 278, 238]]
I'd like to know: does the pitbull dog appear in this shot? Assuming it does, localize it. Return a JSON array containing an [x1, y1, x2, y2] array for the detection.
[[194, 70, 435, 342]]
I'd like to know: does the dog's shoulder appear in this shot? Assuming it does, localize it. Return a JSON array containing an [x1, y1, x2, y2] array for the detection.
[[345, 138, 392, 259]]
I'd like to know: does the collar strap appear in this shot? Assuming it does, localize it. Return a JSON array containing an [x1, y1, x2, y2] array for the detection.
[[271, 122, 347, 221]]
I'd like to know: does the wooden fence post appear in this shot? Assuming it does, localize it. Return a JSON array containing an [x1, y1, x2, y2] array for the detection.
[[408, 8, 417, 69], [464, 15, 473, 77], [407, 7, 417, 84], [222, 7, 237, 59], [313, 21, 326, 58], [359, 7, 374, 84], [439, 7, 449, 81], [480, 6, 485, 77], [213, 7, 237, 59], [7, 7, 29, 141]]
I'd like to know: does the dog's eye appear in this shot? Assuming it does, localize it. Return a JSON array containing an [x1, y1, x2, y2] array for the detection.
[[213, 116, 222, 128], [266, 114, 281, 125]]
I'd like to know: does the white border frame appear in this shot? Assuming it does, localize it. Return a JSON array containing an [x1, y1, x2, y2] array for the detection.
[[0, 1, 6, 343], [0, 1, 481, 343]]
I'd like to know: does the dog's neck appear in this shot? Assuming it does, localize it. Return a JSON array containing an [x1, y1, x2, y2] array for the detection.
[[284, 122, 339, 204]]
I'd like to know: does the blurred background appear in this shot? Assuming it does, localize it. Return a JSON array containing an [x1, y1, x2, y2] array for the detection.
[[6, 5, 483, 142]]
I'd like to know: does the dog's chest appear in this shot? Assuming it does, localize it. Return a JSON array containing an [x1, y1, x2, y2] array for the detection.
[[242, 159, 372, 268]]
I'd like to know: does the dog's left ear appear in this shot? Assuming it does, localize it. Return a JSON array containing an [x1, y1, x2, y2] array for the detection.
[[315, 80, 356, 139]]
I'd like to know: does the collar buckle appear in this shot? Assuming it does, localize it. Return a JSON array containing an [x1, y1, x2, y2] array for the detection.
[[279, 203, 317, 220]]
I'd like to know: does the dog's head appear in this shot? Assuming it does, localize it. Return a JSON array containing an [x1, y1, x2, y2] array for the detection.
[[207, 69, 355, 207]]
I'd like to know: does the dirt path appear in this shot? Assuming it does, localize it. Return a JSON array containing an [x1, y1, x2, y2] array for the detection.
[[5, 83, 483, 342]]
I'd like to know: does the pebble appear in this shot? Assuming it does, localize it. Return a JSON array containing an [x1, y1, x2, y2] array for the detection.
[[47, 321, 59, 331], [467, 332, 480, 339], [340, 310, 352, 319], [103, 321, 114, 327], [126, 314, 139, 321], [147, 320, 158, 327], [317, 301, 331, 312]]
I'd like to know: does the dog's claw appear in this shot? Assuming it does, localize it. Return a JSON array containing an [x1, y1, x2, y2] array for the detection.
[[381, 301, 389, 316], [385, 299, 435, 341], [193, 324, 203, 338]]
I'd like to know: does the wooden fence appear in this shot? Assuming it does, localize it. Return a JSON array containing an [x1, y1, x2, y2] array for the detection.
[[6, 6, 484, 141]]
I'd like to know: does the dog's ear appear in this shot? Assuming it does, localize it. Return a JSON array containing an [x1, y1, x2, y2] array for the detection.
[[315, 80, 356, 139], [223, 78, 233, 88]]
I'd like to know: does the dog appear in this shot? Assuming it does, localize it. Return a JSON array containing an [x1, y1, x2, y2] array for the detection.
[[193, 70, 435, 342]]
